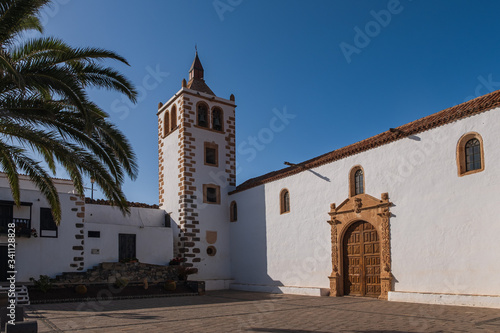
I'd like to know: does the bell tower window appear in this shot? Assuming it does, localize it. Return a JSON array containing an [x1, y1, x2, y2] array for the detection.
[[197, 103, 209, 128], [212, 107, 223, 132], [171, 105, 177, 131], [163, 111, 170, 137]]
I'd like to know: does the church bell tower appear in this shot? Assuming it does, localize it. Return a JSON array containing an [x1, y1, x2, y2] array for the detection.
[[157, 51, 236, 287]]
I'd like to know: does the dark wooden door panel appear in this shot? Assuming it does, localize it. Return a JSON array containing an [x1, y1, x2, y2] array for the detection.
[[0, 246, 7, 282], [119, 234, 136, 261], [343, 221, 381, 297]]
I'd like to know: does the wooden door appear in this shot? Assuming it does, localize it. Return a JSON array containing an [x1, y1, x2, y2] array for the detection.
[[0, 245, 7, 282], [0, 204, 13, 231], [118, 234, 136, 261], [343, 221, 381, 297]]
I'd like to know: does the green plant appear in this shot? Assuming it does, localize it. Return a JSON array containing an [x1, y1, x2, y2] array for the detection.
[[169, 257, 183, 265], [164, 280, 176, 291], [177, 266, 198, 281], [29, 275, 53, 293], [0, 0, 139, 224], [75, 285, 87, 295]]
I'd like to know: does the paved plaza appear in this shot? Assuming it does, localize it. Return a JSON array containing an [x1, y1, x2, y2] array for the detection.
[[25, 290, 500, 332]]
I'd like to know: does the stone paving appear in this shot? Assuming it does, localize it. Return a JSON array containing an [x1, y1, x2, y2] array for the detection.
[[23, 290, 500, 332]]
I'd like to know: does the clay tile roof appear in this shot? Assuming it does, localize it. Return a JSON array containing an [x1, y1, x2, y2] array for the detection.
[[85, 198, 159, 209], [187, 78, 215, 96], [231, 89, 500, 194]]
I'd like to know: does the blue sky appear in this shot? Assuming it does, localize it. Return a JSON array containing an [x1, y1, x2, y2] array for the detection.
[[38, 0, 500, 204]]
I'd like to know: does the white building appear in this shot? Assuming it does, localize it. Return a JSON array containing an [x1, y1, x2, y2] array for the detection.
[[1, 52, 499, 309], [0, 174, 172, 283], [158, 53, 500, 308]]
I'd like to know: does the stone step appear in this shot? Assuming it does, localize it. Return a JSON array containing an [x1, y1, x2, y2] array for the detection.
[[53, 262, 181, 285]]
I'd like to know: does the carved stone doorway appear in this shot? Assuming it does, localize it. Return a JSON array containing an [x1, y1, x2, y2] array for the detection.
[[343, 221, 381, 297], [328, 193, 392, 299]]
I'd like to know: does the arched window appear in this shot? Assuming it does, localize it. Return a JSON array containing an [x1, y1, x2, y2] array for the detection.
[[280, 189, 290, 214], [457, 132, 484, 176], [349, 166, 364, 197], [230, 201, 237, 222], [212, 107, 223, 131], [171, 105, 177, 131], [465, 139, 481, 171], [163, 111, 170, 137], [354, 169, 364, 195], [197, 103, 209, 128]]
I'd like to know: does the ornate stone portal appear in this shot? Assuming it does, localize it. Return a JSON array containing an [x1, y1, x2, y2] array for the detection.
[[328, 193, 392, 299]]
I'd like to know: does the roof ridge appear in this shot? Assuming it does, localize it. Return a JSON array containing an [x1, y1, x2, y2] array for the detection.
[[232, 89, 500, 194]]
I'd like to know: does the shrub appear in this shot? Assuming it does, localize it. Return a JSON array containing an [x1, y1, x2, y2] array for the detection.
[[164, 280, 176, 291], [169, 257, 183, 265], [114, 277, 129, 289], [29, 275, 53, 293], [75, 285, 87, 295], [177, 266, 198, 281]]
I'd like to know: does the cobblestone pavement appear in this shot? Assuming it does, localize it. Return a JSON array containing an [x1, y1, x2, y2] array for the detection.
[[24, 290, 500, 332]]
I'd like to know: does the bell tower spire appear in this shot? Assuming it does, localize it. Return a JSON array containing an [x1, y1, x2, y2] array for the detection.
[[186, 49, 215, 95], [189, 50, 204, 81]]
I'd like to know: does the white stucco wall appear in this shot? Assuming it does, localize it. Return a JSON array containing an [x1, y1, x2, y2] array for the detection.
[[84, 204, 173, 269], [229, 107, 500, 303], [0, 174, 80, 282], [159, 95, 181, 229], [185, 91, 234, 282]]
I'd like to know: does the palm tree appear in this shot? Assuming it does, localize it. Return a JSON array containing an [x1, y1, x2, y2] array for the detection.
[[0, 0, 139, 223]]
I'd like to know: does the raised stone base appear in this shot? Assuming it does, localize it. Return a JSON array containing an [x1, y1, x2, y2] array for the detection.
[[204, 279, 234, 291], [388, 291, 500, 309], [54, 262, 180, 285], [230, 283, 329, 296]]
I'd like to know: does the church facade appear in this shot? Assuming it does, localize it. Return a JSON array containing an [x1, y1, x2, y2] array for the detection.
[[159, 53, 500, 308], [1, 52, 498, 309]]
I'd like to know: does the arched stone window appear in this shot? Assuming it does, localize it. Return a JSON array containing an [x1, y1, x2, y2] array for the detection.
[[457, 132, 484, 176], [280, 189, 290, 214], [197, 102, 209, 128], [212, 107, 223, 132], [171, 105, 177, 131], [349, 166, 364, 197], [230, 201, 237, 222], [163, 111, 170, 137]]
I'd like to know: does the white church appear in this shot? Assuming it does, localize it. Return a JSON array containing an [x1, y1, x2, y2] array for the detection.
[[1, 52, 499, 309]]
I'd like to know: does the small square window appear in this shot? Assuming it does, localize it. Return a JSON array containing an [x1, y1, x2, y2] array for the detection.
[[88, 231, 100, 238], [40, 208, 58, 238], [206, 148, 216, 165], [204, 142, 218, 167], [203, 184, 220, 205], [207, 188, 217, 202]]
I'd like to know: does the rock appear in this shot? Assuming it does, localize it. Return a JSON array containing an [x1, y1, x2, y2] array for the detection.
[[101, 263, 114, 270]]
